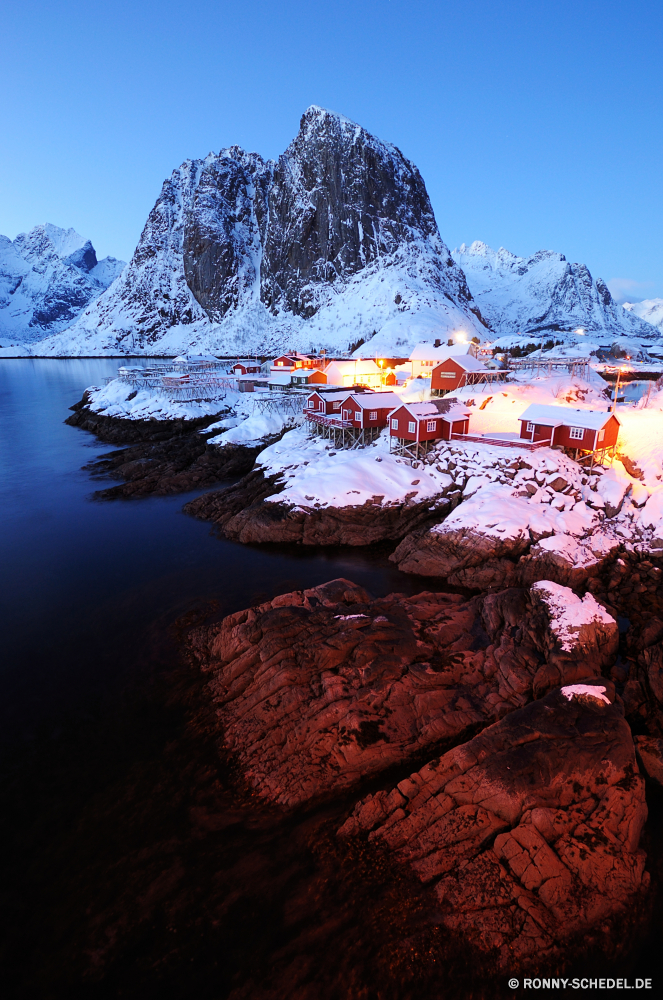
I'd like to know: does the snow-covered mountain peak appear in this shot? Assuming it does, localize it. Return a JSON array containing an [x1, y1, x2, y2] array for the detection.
[[0, 225, 125, 345], [452, 240, 657, 343], [624, 298, 663, 332], [39, 108, 485, 356]]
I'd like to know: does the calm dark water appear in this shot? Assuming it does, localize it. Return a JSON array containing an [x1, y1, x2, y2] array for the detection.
[[1, 360, 661, 999], [0, 359, 413, 741]]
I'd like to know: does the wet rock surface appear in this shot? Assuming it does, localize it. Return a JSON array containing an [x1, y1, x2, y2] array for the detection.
[[187, 579, 614, 808], [184, 468, 454, 545], [340, 681, 648, 964], [66, 398, 279, 497]]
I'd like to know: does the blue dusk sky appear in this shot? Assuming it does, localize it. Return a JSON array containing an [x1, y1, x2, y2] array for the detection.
[[2, 0, 661, 298]]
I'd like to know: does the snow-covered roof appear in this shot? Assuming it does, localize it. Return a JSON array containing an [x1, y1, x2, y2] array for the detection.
[[434, 354, 486, 372], [347, 391, 401, 409], [400, 401, 470, 421], [518, 403, 619, 430], [409, 342, 472, 361], [268, 372, 293, 385]]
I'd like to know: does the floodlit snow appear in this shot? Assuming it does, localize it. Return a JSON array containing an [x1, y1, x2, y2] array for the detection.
[[258, 426, 454, 508], [561, 684, 611, 705], [532, 581, 616, 651]]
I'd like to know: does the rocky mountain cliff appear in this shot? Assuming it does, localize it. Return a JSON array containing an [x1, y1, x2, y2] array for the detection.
[[623, 298, 663, 332], [0, 224, 125, 345], [452, 240, 658, 344], [38, 107, 487, 356]]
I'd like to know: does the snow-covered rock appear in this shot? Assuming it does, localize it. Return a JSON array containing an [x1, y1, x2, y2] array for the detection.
[[451, 240, 658, 344], [624, 299, 663, 333], [38, 107, 486, 357], [0, 224, 125, 344]]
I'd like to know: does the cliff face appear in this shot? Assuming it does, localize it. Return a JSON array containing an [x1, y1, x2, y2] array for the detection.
[[40, 107, 486, 356], [0, 224, 124, 343]]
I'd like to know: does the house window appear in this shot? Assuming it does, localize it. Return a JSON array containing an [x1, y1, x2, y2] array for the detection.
[[438, 372, 455, 378], [333, 401, 341, 411], [276, 361, 283, 366], [597, 428, 605, 442], [526, 422, 535, 433], [426, 420, 436, 432], [369, 410, 377, 420], [391, 418, 399, 430], [569, 426, 584, 440], [408, 421, 416, 434]]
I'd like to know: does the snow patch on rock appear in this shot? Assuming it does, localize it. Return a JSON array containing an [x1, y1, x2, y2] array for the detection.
[[532, 582, 616, 652]]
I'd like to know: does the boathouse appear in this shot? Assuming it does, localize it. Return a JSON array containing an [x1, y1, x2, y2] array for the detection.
[[389, 399, 471, 459], [431, 355, 506, 394], [409, 341, 478, 377], [517, 404, 620, 461], [304, 389, 393, 448]]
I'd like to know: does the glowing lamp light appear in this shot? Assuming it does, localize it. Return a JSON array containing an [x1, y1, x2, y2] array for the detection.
[[456, 332, 466, 342], [575, 328, 585, 335]]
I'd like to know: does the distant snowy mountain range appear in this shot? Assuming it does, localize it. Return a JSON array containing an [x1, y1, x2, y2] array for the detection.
[[623, 298, 663, 333], [451, 242, 658, 344], [2, 109, 660, 356], [0, 224, 125, 345]]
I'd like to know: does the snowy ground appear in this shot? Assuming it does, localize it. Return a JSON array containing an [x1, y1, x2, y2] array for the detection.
[[84, 378, 233, 422]]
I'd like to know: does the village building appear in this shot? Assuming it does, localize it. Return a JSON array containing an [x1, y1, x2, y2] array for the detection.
[[270, 353, 324, 374], [233, 360, 262, 375], [389, 399, 471, 460], [304, 389, 397, 448], [322, 359, 383, 388], [290, 368, 327, 386], [409, 341, 478, 377], [431, 354, 508, 394], [517, 404, 620, 462]]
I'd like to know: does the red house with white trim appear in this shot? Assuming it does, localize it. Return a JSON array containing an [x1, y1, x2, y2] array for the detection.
[[517, 404, 620, 457], [339, 391, 401, 430], [389, 399, 471, 458]]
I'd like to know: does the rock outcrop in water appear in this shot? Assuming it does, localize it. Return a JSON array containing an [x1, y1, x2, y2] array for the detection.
[[38, 107, 486, 356], [340, 681, 648, 964], [187, 578, 616, 809], [183, 468, 457, 546]]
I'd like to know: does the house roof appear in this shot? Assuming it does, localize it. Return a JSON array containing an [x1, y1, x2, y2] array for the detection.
[[268, 372, 293, 385], [399, 400, 470, 421], [346, 391, 401, 409], [409, 342, 473, 361], [433, 354, 487, 372], [518, 403, 620, 430]]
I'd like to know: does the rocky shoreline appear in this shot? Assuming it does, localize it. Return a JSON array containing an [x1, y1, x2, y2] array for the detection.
[[184, 467, 458, 545], [66, 395, 284, 497], [185, 572, 662, 972]]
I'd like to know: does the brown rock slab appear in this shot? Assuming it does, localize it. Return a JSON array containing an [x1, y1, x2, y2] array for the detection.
[[188, 579, 612, 808], [339, 681, 648, 964]]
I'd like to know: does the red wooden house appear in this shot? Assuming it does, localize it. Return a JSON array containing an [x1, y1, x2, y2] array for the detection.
[[304, 390, 399, 448], [431, 355, 505, 394], [389, 400, 471, 459], [233, 360, 261, 375], [517, 404, 620, 460]]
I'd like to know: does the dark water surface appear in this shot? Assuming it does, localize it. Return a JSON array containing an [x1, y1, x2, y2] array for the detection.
[[0, 359, 415, 740], [1, 360, 661, 999]]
